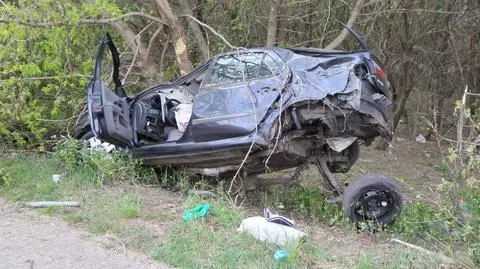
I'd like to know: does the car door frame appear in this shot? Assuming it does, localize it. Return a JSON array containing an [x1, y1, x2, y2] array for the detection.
[[88, 33, 134, 147]]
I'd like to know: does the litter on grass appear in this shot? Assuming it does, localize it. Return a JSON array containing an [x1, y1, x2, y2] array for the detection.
[[274, 249, 289, 261], [264, 208, 295, 227], [237, 216, 306, 245], [182, 203, 211, 221]]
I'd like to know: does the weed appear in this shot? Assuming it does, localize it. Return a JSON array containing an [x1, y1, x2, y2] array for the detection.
[[0, 154, 60, 201], [154, 166, 191, 192], [355, 253, 374, 269], [119, 226, 159, 252], [428, 162, 451, 177], [81, 191, 144, 233], [119, 194, 143, 219], [54, 138, 155, 184], [379, 251, 445, 269], [152, 196, 327, 268], [273, 186, 344, 225], [64, 213, 85, 224], [37, 206, 62, 215], [392, 202, 455, 238], [0, 167, 8, 186]]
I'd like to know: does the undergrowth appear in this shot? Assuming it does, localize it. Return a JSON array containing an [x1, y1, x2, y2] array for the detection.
[[54, 138, 156, 184], [1, 137, 479, 267], [269, 183, 479, 267]]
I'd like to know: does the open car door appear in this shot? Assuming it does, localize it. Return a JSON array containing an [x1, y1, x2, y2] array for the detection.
[[88, 33, 133, 147]]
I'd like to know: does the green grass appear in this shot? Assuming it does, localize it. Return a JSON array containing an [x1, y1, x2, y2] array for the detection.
[[379, 251, 447, 269], [1, 152, 477, 268], [355, 253, 374, 269], [151, 197, 327, 268]]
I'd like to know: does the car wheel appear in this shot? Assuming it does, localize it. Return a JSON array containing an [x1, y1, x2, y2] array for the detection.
[[79, 130, 94, 141], [342, 173, 403, 226]]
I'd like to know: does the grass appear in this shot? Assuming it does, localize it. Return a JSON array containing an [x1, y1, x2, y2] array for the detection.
[[0, 152, 152, 245], [0, 150, 477, 268], [152, 198, 328, 269]]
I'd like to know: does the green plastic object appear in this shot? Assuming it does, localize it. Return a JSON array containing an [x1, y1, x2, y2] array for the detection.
[[182, 203, 211, 221], [274, 249, 289, 261]]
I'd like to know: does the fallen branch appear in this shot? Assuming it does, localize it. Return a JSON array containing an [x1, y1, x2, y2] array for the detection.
[[25, 201, 80, 208], [390, 238, 464, 266], [105, 235, 127, 255]]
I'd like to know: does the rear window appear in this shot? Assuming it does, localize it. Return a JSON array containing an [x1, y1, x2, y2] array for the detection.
[[203, 52, 283, 87]]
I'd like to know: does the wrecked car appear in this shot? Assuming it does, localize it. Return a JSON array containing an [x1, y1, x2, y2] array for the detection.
[[76, 25, 403, 226]]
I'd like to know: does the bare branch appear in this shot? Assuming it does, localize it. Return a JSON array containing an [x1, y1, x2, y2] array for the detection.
[[178, 14, 238, 50], [325, 0, 364, 50], [145, 25, 164, 61], [122, 36, 141, 85]]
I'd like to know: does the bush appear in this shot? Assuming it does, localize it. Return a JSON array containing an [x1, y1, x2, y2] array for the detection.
[[53, 138, 155, 184]]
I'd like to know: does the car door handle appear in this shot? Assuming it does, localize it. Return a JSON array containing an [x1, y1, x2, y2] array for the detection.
[[257, 87, 276, 93]]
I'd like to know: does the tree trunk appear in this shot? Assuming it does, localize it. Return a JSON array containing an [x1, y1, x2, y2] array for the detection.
[[153, 0, 193, 74], [392, 11, 412, 132], [325, 0, 364, 50], [266, 0, 282, 46], [178, 0, 209, 60]]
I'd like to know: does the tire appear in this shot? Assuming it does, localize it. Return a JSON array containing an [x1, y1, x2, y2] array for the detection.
[[342, 173, 403, 226], [75, 110, 91, 139], [79, 130, 94, 141]]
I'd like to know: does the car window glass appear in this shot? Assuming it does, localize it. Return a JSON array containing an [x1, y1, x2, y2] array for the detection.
[[204, 52, 283, 87], [100, 47, 115, 90]]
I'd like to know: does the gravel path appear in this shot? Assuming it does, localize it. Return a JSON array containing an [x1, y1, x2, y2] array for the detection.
[[0, 199, 169, 269]]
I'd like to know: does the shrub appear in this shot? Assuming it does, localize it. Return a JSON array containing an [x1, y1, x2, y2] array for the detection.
[[54, 138, 154, 184]]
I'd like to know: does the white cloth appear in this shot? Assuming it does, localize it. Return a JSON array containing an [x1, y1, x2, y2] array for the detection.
[[174, 104, 193, 132]]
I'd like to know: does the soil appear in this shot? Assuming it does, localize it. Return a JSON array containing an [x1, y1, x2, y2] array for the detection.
[[0, 134, 449, 268], [0, 198, 171, 269]]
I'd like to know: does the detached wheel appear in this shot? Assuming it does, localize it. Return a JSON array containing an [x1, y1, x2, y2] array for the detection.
[[342, 173, 403, 226]]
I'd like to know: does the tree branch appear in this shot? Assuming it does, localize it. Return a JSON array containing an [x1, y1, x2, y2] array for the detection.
[[0, 12, 167, 28], [178, 14, 238, 50], [325, 0, 364, 50]]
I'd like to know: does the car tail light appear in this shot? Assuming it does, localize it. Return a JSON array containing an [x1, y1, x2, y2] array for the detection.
[[375, 66, 385, 80]]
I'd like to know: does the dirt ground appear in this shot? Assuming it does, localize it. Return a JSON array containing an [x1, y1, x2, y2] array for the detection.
[[0, 198, 170, 269], [0, 134, 449, 268]]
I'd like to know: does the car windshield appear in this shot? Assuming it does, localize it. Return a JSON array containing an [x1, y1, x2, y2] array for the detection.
[[203, 52, 283, 87]]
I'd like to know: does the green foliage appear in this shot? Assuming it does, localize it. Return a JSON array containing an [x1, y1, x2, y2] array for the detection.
[[152, 197, 325, 268], [276, 186, 344, 225], [0, 0, 123, 144], [80, 191, 143, 233], [392, 202, 456, 238], [0, 154, 60, 201], [53, 138, 155, 184]]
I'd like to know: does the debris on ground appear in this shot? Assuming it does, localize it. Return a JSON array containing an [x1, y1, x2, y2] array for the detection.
[[52, 174, 61, 184], [24, 201, 80, 208], [264, 208, 295, 227], [273, 249, 289, 261], [237, 216, 306, 245], [182, 203, 211, 221], [415, 135, 427, 143]]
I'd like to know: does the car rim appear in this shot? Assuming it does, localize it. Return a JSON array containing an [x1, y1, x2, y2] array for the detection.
[[355, 188, 394, 221]]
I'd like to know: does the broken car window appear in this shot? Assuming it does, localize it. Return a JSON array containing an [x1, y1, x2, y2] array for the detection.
[[204, 52, 283, 87]]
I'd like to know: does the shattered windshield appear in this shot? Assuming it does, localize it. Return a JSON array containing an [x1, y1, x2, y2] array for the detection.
[[204, 52, 283, 87]]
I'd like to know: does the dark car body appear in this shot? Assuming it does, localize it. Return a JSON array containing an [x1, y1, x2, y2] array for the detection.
[[82, 26, 392, 179]]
